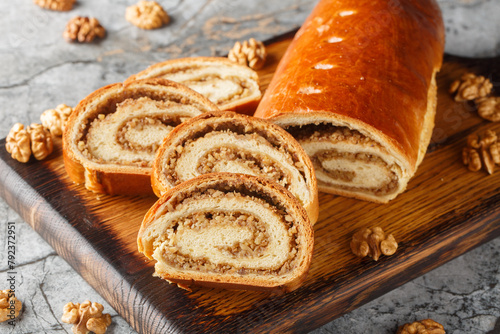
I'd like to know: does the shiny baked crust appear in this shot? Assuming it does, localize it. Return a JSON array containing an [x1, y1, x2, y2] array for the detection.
[[62, 78, 219, 195], [151, 110, 319, 224], [126, 57, 262, 114], [254, 0, 445, 203], [138, 173, 314, 293]]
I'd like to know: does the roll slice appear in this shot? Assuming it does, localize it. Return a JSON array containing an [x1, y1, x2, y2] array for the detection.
[[254, 0, 445, 203], [138, 173, 314, 293], [63, 78, 219, 195], [151, 111, 319, 224], [126, 57, 261, 114]]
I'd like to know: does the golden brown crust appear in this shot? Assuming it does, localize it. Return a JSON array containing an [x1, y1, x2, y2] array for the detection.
[[254, 0, 445, 173], [137, 173, 314, 293], [150, 110, 319, 223], [62, 78, 219, 195], [126, 57, 261, 115]]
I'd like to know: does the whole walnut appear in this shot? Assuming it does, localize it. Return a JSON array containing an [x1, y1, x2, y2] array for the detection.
[[6, 123, 32, 163]]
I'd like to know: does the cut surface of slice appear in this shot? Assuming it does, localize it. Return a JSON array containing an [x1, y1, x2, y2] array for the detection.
[[126, 57, 261, 114], [138, 173, 314, 293], [63, 78, 219, 195], [151, 111, 318, 224]]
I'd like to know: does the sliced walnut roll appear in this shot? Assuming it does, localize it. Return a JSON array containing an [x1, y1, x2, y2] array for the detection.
[[254, 0, 445, 203], [138, 173, 314, 293], [63, 78, 219, 195], [126, 57, 261, 114], [151, 111, 319, 224]]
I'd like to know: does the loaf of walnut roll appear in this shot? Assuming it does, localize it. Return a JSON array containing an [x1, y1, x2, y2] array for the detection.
[[254, 0, 445, 203], [126, 57, 262, 115], [63, 78, 218, 195], [151, 110, 319, 224], [138, 173, 314, 293]]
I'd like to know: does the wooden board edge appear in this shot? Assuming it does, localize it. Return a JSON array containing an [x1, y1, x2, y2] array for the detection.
[[0, 152, 174, 334]]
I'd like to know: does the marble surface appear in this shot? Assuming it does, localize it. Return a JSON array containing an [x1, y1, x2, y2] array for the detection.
[[0, 0, 499, 333]]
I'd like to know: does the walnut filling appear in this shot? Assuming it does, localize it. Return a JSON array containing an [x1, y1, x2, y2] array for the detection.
[[158, 119, 311, 207], [157, 66, 255, 106], [116, 117, 176, 154], [312, 150, 399, 195], [148, 187, 301, 276], [157, 212, 271, 266], [197, 146, 289, 187], [78, 97, 203, 167], [164, 131, 300, 184], [286, 123, 400, 196]]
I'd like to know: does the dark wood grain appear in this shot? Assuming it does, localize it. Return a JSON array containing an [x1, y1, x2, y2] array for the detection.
[[1, 33, 500, 334]]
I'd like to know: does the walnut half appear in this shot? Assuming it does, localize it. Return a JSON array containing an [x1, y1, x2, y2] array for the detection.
[[64, 17, 106, 43], [0, 290, 22, 322], [27, 123, 54, 160], [6, 123, 32, 163], [61, 301, 112, 334], [126, 1, 170, 30], [463, 130, 500, 174], [397, 319, 446, 334], [228, 38, 267, 70], [350, 227, 398, 261], [40, 104, 73, 136], [34, 0, 75, 11], [449, 73, 493, 102], [477, 97, 500, 122]]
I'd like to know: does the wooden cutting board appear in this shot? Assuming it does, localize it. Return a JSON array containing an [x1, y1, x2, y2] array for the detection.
[[1, 32, 500, 334]]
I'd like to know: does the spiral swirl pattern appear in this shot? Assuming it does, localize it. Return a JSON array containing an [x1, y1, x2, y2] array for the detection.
[[152, 111, 318, 223], [138, 173, 314, 292]]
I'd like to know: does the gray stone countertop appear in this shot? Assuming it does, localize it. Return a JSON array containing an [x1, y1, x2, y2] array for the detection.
[[1, 1, 499, 333]]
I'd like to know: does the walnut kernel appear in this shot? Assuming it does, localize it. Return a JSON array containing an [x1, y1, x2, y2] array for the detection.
[[449, 73, 493, 102], [463, 133, 482, 172], [350, 227, 398, 261], [477, 96, 500, 122], [0, 290, 22, 322], [6, 123, 31, 163], [33, 0, 75, 11], [27, 123, 54, 160], [397, 319, 446, 334], [64, 17, 106, 43], [126, 1, 170, 30], [228, 38, 267, 70], [61, 301, 112, 334], [41, 104, 73, 136], [463, 130, 500, 174]]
